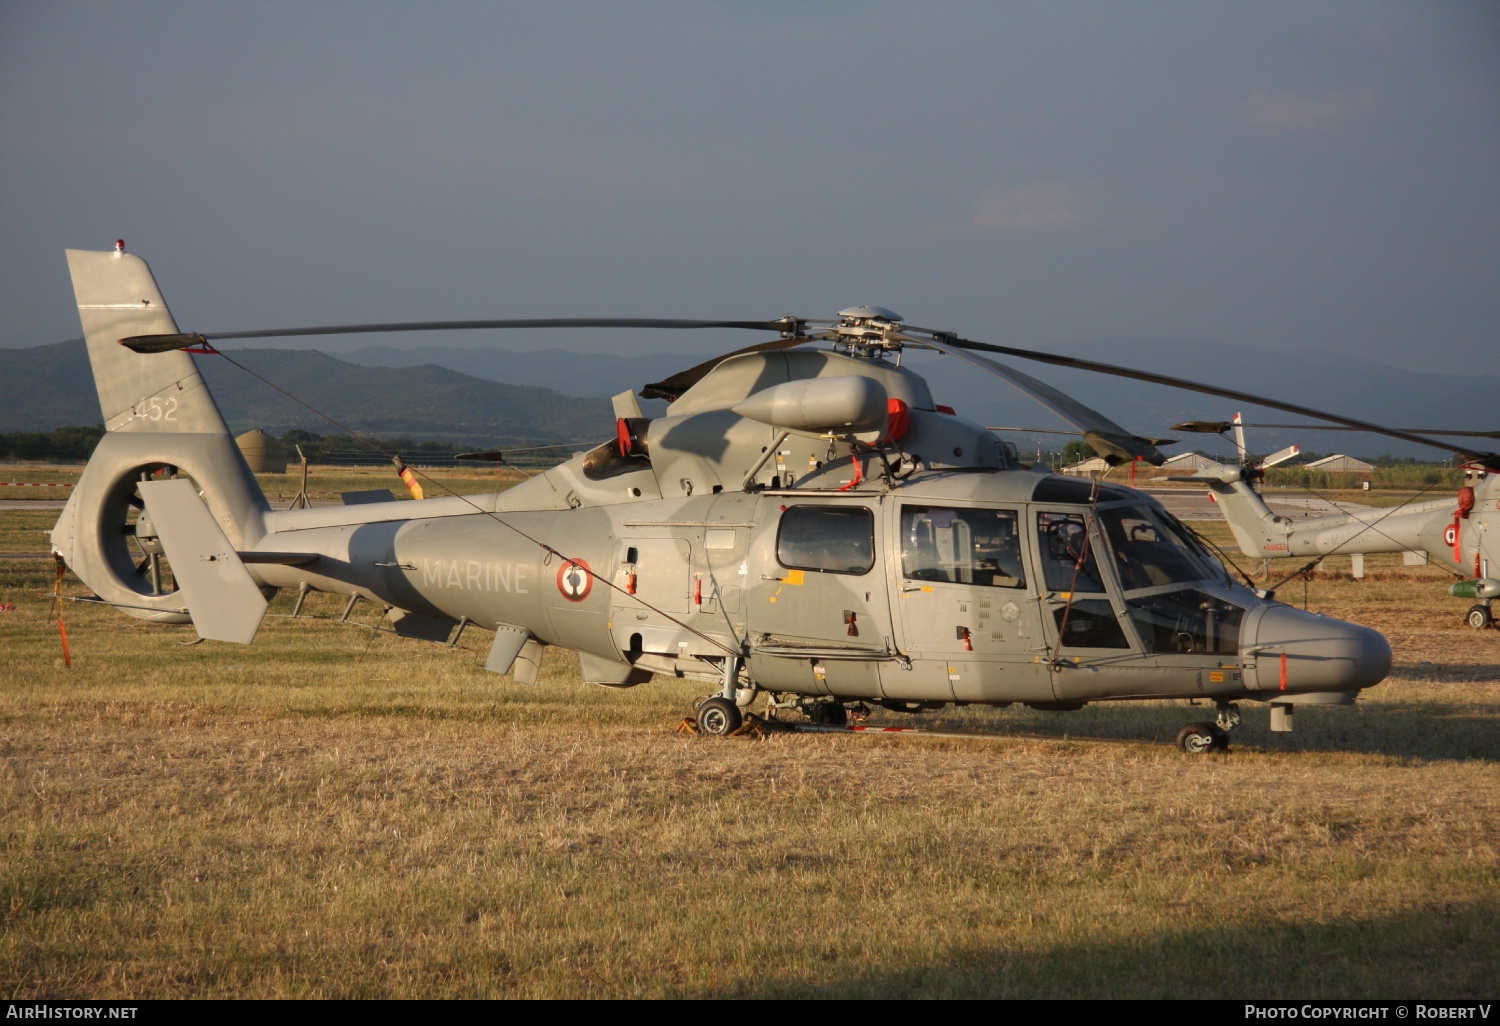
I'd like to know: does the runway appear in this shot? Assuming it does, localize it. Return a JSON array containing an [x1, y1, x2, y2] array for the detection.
[[1142, 487, 1371, 521], [0, 500, 66, 510]]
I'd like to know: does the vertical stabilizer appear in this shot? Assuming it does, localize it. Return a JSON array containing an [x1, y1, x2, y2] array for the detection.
[[1208, 474, 1293, 557], [66, 246, 229, 434], [1182, 467, 1294, 558], [52, 245, 270, 622]]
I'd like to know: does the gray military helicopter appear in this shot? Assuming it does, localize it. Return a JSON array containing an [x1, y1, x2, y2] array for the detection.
[[55, 243, 1451, 754], [1167, 416, 1499, 629]]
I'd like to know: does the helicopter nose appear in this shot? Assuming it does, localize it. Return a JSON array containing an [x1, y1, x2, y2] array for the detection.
[[1246, 605, 1391, 693]]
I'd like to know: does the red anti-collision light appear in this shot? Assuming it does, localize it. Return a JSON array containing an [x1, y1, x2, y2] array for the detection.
[[884, 398, 910, 443], [936, 404, 956, 415]]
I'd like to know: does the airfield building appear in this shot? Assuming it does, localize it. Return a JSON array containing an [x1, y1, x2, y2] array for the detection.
[[1304, 454, 1375, 475], [1161, 452, 1224, 473]]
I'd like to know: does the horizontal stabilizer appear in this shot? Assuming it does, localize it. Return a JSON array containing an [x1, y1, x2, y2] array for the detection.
[[139, 480, 268, 644], [1173, 468, 1244, 484], [1260, 444, 1300, 469]]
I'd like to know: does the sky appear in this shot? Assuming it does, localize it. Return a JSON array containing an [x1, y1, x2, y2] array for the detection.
[[2, 1, 1497, 383]]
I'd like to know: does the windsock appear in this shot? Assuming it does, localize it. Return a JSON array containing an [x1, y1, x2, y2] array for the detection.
[[392, 455, 424, 500]]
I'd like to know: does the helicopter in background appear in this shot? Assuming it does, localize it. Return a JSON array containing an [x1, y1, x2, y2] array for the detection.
[[52, 244, 1495, 753], [1170, 415, 1499, 629]]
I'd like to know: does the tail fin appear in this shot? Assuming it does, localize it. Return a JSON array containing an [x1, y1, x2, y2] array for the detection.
[[52, 245, 270, 622], [1182, 467, 1293, 558], [67, 246, 231, 435]]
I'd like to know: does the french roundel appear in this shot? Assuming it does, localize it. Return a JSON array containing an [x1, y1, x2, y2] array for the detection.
[[1444, 525, 1457, 547], [556, 558, 593, 602]]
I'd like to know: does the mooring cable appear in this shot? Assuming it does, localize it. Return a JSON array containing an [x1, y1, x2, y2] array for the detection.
[[203, 345, 741, 658]]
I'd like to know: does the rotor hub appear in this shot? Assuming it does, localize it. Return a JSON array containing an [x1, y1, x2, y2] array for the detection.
[[834, 306, 905, 355]]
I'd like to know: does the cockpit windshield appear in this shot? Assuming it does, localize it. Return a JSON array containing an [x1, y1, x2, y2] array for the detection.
[[1097, 505, 1218, 592], [1096, 505, 1244, 654]]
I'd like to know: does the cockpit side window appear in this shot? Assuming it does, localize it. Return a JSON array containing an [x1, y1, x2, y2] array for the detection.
[[1036, 512, 1105, 593], [901, 506, 1025, 589], [777, 505, 875, 575]]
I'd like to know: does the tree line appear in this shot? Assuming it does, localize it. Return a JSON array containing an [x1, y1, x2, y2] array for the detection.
[[0, 425, 471, 464], [278, 429, 466, 464], [1, 425, 106, 461]]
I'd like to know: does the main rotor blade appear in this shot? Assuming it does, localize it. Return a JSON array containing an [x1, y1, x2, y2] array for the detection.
[[913, 335, 1166, 465], [1180, 421, 1500, 440], [640, 334, 818, 401], [455, 442, 600, 461], [119, 317, 807, 354], [986, 426, 1085, 436], [942, 335, 1499, 464]]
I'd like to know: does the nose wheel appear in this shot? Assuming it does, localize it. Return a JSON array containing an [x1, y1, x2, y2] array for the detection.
[[696, 697, 743, 737], [1466, 604, 1493, 630], [1176, 702, 1238, 754]]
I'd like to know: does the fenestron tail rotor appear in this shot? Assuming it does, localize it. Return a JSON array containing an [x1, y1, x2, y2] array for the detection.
[[123, 470, 178, 596]]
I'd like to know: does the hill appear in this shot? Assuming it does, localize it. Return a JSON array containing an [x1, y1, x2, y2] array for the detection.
[[0, 341, 612, 446]]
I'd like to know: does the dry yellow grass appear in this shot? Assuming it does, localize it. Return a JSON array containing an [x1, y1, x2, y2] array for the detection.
[[1, 480, 1498, 998]]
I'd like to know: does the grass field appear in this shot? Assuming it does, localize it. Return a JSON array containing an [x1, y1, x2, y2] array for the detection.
[[1, 473, 1497, 998]]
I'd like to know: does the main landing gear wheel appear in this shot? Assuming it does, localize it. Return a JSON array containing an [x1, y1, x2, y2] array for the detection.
[[696, 697, 742, 737], [1467, 605, 1493, 630], [1176, 722, 1228, 755]]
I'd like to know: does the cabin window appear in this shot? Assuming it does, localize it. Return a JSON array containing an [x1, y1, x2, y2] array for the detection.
[[1052, 599, 1130, 648], [1036, 512, 1106, 593], [777, 506, 875, 575], [1097, 505, 1217, 591], [901, 506, 1025, 588], [1126, 589, 1245, 655]]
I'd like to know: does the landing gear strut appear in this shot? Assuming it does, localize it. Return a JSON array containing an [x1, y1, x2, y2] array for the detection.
[[1176, 702, 1238, 754], [694, 655, 750, 737]]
